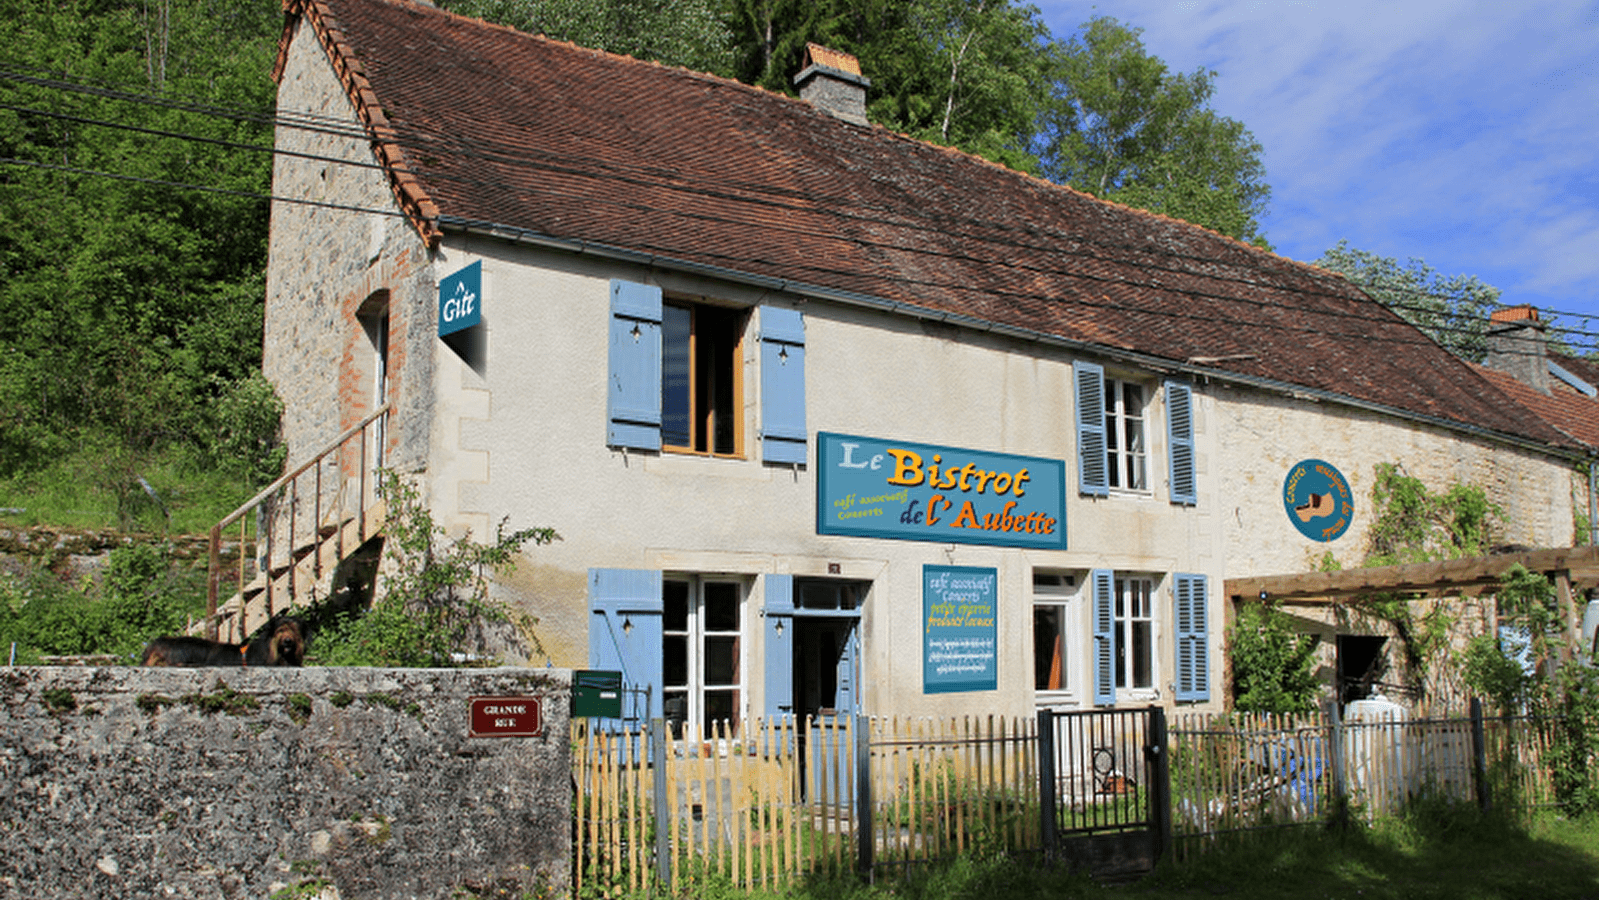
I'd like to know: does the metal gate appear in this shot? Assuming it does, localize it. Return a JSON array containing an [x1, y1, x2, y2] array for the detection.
[[1038, 706, 1170, 879]]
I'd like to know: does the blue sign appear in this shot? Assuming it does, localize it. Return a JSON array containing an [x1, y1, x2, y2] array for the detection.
[[438, 260, 482, 336], [923, 565, 998, 694], [1283, 458, 1353, 542], [816, 433, 1066, 549]]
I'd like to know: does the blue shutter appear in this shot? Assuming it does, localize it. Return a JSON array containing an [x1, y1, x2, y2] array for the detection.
[[1075, 361, 1108, 497], [1091, 569, 1116, 706], [760, 307, 807, 465], [1166, 380, 1196, 506], [1174, 573, 1210, 702], [763, 574, 795, 721], [607, 280, 662, 450], [587, 568, 664, 727]]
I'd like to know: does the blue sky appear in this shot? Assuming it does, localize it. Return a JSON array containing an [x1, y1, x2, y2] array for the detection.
[[1035, 1, 1599, 354]]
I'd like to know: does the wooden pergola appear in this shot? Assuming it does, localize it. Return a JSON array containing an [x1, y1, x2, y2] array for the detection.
[[1226, 545, 1599, 651]]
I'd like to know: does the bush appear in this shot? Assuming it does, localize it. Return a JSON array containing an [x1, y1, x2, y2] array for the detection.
[[312, 472, 557, 666]]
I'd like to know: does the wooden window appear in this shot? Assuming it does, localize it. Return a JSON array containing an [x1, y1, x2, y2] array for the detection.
[[662, 302, 744, 456]]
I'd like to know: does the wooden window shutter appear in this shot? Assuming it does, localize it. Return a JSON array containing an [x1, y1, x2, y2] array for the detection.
[[1166, 380, 1196, 506], [607, 279, 663, 450], [1075, 361, 1108, 497], [759, 307, 807, 465]]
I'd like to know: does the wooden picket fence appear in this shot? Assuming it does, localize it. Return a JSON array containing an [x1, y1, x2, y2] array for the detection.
[[575, 705, 1577, 890], [572, 714, 1042, 894], [1167, 705, 1565, 858]]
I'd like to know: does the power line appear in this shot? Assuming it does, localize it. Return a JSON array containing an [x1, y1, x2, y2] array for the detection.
[[3, 67, 1597, 357], [7, 61, 1595, 345]]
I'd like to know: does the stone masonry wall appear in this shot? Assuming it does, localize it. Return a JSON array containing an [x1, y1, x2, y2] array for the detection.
[[0, 666, 571, 900]]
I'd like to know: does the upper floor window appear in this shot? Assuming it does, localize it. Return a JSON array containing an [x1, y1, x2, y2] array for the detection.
[[1104, 378, 1147, 491], [663, 301, 744, 455], [608, 280, 807, 464], [1074, 361, 1196, 504]]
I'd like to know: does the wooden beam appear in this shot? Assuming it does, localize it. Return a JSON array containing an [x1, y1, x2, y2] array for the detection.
[[1226, 545, 1599, 604]]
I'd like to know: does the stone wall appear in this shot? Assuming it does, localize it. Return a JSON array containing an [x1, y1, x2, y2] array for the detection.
[[0, 666, 571, 900]]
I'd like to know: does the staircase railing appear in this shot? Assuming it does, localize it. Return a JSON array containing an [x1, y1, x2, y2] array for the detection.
[[204, 403, 391, 640]]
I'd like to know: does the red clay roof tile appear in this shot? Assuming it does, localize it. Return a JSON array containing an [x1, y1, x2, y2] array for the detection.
[[280, 0, 1580, 453]]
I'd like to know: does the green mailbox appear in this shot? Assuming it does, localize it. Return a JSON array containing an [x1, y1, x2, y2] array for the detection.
[[573, 669, 623, 718]]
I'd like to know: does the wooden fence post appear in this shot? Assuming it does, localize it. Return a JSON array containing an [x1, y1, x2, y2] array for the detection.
[[1037, 709, 1056, 862], [651, 718, 670, 893], [1470, 697, 1490, 812], [1326, 699, 1349, 828]]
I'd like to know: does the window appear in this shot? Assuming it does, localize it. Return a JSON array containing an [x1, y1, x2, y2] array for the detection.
[[608, 280, 807, 463], [662, 302, 744, 455], [1113, 576, 1155, 690], [663, 576, 743, 738], [1104, 378, 1147, 491], [1075, 363, 1196, 504], [1032, 572, 1076, 694]]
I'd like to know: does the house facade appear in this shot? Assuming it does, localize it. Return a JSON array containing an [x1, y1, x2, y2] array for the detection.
[[263, 0, 1592, 733]]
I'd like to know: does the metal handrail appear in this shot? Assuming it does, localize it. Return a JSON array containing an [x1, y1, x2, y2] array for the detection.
[[205, 403, 390, 638]]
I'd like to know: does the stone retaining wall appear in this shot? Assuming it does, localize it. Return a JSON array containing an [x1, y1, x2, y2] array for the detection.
[[0, 666, 571, 899]]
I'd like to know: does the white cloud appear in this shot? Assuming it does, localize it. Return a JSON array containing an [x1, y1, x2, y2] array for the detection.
[[1036, 0, 1599, 333]]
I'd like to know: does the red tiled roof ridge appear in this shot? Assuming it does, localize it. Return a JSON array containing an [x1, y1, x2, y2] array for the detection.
[[276, 0, 442, 246]]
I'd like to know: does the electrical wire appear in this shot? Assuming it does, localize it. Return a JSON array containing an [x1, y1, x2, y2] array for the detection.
[[2, 65, 1596, 357]]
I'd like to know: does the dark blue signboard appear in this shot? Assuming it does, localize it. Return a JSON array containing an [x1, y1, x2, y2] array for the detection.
[[923, 565, 998, 694], [438, 260, 482, 336], [816, 432, 1066, 550]]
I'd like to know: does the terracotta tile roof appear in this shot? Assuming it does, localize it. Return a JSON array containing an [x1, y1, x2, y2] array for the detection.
[[277, 0, 1579, 453], [1474, 364, 1599, 450]]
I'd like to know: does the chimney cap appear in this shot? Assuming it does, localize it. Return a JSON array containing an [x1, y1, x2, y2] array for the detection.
[[1490, 304, 1540, 324], [802, 43, 862, 77]]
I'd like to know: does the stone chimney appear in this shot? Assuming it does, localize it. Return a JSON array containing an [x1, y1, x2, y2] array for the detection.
[[1484, 305, 1551, 394], [794, 43, 870, 126]]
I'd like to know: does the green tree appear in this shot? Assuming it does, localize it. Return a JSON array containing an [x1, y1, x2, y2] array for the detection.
[[1038, 16, 1270, 245], [442, 0, 736, 75], [1314, 240, 1504, 362], [1229, 600, 1321, 714], [0, 0, 282, 491]]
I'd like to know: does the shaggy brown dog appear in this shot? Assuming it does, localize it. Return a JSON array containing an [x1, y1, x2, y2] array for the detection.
[[140, 615, 307, 667]]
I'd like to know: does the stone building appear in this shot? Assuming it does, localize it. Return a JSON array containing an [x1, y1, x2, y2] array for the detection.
[[259, 0, 1594, 728]]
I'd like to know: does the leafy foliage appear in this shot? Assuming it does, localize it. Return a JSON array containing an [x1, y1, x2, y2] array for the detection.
[[1228, 600, 1321, 714], [1366, 462, 1500, 566], [1040, 16, 1271, 245], [1315, 240, 1505, 362], [441, 0, 736, 75], [0, 543, 202, 661], [0, 0, 282, 512], [313, 473, 558, 667]]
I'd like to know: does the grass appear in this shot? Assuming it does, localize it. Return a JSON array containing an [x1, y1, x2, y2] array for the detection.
[[678, 807, 1599, 900], [0, 450, 258, 534]]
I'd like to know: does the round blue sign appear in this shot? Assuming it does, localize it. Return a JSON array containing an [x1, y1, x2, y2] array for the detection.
[[1283, 459, 1353, 542]]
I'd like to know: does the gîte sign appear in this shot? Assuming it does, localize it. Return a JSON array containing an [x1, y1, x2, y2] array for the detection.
[[438, 260, 482, 337], [468, 695, 542, 737]]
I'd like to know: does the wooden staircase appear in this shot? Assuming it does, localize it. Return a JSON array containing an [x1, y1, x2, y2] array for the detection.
[[201, 404, 390, 643]]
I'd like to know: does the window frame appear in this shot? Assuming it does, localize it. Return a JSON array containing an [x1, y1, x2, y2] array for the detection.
[[1113, 575, 1157, 693], [663, 574, 746, 739], [1103, 376, 1149, 493], [1032, 571, 1079, 702], [661, 299, 746, 458]]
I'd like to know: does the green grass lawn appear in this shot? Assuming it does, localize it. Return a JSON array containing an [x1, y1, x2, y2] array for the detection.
[[733, 809, 1599, 900]]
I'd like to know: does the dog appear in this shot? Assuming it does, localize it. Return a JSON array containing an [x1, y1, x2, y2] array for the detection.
[[139, 615, 307, 667]]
